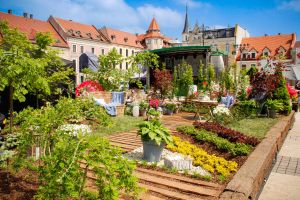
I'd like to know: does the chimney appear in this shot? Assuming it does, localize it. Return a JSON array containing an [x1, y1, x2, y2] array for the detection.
[[278, 33, 281, 35], [8, 9, 12, 14], [264, 34, 268, 36], [135, 33, 139, 36], [30, 14, 33, 19], [23, 12, 28, 18]]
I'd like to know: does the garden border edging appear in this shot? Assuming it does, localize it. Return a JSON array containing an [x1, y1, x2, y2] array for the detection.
[[219, 111, 295, 200]]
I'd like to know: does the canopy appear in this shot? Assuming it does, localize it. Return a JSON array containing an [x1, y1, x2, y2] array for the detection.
[[284, 64, 300, 81], [79, 53, 98, 72]]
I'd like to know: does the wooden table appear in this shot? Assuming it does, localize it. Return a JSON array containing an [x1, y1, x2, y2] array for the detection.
[[183, 99, 219, 121]]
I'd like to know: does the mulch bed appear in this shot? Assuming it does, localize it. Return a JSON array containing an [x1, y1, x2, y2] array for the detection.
[[0, 168, 38, 200]]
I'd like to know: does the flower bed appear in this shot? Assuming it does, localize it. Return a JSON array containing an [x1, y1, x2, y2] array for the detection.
[[167, 136, 238, 177], [176, 126, 252, 156], [193, 121, 260, 146]]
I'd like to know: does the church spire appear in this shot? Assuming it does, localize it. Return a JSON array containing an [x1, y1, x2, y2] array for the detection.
[[182, 3, 189, 33]]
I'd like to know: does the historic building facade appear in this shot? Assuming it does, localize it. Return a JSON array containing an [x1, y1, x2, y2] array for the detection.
[[236, 33, 296, 70], [181, 7, 249, 65]]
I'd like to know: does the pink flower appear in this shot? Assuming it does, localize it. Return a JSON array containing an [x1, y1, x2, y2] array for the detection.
[[75, 80, 104, 97], [149, 99, 159, 109]]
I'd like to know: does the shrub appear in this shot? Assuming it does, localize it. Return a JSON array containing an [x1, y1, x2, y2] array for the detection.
[[167, 136, 238, 177], [176, 126, 252, 156], [193, 121, 260, 146], [230, 100, 257, 119], [165, 103, 176, 111]]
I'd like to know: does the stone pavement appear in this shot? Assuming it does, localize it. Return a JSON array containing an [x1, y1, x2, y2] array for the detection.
[[259, 112, 300, 200]]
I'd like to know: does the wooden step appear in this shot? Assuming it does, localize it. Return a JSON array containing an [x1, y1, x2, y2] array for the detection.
[[136, 167, 223, 190], [135, 171, 220, 197], [138, 183, 206, 200]]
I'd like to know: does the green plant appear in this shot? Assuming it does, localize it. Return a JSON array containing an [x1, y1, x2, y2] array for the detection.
[[177, 126, 252, 156], [265, 99, 284, 110], [139, 101, 149, 110], [138, 120, 173, 145], [174, 61, 194, 96], [147, 108, 161, 120], [35, 134, 140, 200], [165, 103, 176, 111]]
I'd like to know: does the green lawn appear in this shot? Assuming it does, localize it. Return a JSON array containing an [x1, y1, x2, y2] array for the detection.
[[95, 115, 144, 136], [228, 117, 279, 139]]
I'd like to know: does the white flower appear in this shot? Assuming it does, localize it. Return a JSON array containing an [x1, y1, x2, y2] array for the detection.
[[58, 124, 91, 137], [213, 106, 231, 116]]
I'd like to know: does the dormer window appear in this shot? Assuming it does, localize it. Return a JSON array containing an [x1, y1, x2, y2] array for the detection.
[[251, 52, 256, 59], [124, 37, 128, 43], [262, 47, 270, 57], [111, 35, 116, 40], [242, 53, 247, 59], [277, 46, 286, 56], [76, 31, 81, 36], [86, 33, 92, 39]]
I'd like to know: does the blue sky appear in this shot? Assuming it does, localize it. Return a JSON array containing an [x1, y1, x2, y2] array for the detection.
[[0, 0, 299, 41]]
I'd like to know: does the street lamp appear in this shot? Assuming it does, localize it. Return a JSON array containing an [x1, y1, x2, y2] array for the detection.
[[200, 24, 210, 46]]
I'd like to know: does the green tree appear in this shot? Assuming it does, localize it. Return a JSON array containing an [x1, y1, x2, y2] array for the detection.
[[130, 51, 159, 90], [197, 62, 206, 91], [0, 21, 50, 133], [206, 63, 215, 94], [174, 61, 194, 96]]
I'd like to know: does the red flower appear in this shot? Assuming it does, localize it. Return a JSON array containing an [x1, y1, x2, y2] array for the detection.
[[75, 80, 104, 97], [286, 84, 297, 99], [149, 99, 159, 109], [203, 81, 208, 86]]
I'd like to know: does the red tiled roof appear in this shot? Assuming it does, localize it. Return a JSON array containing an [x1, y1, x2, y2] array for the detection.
[[0, 12, 68, 48], [54, 17, 108, 42], [99, 27, 144, 49], [147, 18, 160, 31], [237, 33, 296, 61]]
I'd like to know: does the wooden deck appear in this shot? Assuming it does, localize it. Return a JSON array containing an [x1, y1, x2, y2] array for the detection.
[[105, 112, 224, 199]]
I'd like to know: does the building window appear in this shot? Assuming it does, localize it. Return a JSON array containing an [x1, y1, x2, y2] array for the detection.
[[80, 46, 84, 53], [126, 62, 128, 69], [154, 39, 158, 44], [91, 47, 95, 54], [146, 39, 151, 44], [132, 50, 134, 55], [264, 52, 269, 57], [72, 45, 76, 53], [251, 64, 256, 67], [225, 43, 230, 52], [126, 49, 128, 57], [242, 64, 247, 70], [251, 52, 256, 59], [102, 49, 105, 55], [120, 63, 122, 69], [119, 48, 122, 55], [242, 53, 247, 59], [80, 75, 84, 83]]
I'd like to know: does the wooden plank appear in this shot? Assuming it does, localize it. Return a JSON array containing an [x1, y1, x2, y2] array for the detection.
[[138, 183, 206, 200], [135, 172, 220, 197], [136, 167, 223, 190], [110, 142, 139, 150]]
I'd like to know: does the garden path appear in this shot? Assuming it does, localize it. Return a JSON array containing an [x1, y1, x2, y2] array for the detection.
[[105, 112, 225, 200], [258, 112, 300, 200]]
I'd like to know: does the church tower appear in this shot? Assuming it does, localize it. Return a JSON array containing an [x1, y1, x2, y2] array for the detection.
[[182, 4, 190, 45], [144, 17, 164, 50]]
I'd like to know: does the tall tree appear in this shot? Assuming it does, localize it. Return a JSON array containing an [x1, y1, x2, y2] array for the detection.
[[0, 21, 72, 133]]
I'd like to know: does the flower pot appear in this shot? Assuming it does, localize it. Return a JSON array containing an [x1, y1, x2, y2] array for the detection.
[[165, 109, 173, 115], [132, 105, 139, 117], [142, 140, 165, 162], [268, 109, 276, 118], [139, 109, 147, 117]]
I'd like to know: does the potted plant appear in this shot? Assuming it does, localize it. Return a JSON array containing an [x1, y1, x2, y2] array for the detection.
[[147, 108, 161, 121], [265, 99, 283, 118], [139, 101, 149, 117], [138, 120, 173, 162], [165, 103, 176, 115]]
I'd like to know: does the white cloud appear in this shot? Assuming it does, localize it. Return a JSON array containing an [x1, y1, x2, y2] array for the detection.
[[1, 0, 182, 37], [137, 4, 183, 30], [278, 0, 300, 11], [174, 0, 212, 9]]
